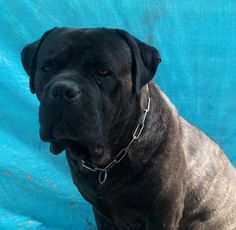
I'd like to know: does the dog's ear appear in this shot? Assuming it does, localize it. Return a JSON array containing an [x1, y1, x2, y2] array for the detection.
[[21, 28, 57, 94], [116, 29, 161, 97]]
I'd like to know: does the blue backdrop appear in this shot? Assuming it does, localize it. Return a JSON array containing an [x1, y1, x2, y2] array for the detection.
[[0, 0, 235, 229]]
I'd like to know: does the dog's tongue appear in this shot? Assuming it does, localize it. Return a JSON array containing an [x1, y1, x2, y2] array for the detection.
[[50, 142, 65, 155]]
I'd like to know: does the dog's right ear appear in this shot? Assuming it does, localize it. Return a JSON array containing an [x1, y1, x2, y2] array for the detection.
[[116, 29, 161, 99], [21, 27, 57, 94]]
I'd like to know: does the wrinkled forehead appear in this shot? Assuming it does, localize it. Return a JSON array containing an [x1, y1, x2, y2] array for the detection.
[[38, 28, 132, 65]]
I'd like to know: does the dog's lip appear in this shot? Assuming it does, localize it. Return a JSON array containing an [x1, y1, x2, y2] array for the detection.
[[50, 141, 65, 154], [49, 137, 85, 155], [39, 124, 84, 155], [49, 138, 110, 168], [40, 122, 78, 142], [40, 126, 51, 142], [41, 124, 105, 158], [49, 136, 105, 159]]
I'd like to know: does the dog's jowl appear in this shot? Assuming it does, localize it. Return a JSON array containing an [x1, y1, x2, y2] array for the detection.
[[21, 27, 236, 230]]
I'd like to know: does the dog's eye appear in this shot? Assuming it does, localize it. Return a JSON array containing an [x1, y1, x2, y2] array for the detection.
[[97, 68, 110, 76], [41, 61, 56, 72]]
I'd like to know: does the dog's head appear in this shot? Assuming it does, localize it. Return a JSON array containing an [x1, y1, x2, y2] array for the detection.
[[21, 27, 161, 165]]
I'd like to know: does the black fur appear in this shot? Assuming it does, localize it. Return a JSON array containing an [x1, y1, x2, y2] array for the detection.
[[21, 27, 236, 230]]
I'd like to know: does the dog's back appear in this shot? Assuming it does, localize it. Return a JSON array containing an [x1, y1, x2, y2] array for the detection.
[[179, 117, 236, 229]]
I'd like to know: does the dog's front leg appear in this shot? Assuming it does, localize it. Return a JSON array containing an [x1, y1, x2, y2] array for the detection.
[[92, 207, 119, 230]]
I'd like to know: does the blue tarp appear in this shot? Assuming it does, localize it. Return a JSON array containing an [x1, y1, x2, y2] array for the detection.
[[0, 1, 235, 229]]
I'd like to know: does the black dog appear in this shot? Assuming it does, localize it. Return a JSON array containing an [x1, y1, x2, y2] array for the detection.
[[21, 27, 236, 229]]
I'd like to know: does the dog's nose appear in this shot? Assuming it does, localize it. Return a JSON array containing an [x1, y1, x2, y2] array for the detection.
[[49, 81, 80, 100]]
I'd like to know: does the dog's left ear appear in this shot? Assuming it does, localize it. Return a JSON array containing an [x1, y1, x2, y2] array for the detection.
[[21, 27, 57, 94], [116, 29, 161, 97]]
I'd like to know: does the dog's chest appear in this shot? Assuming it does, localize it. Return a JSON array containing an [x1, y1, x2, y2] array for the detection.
[[111, 211, 146, 229], [96, 188, 152, 229], [101, 200, 147, 229]]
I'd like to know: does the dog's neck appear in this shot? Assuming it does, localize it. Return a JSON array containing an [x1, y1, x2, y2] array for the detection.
[[110, 85, 150, 146], [127, 83, 176, 167], [97, 83, 178, 182], [78, 83, 180, 183]]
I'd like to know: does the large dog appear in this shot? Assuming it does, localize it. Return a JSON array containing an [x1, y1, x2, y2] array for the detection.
[[21, 27, 236, 230]]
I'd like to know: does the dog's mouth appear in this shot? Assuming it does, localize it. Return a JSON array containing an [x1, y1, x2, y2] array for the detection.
[[51, 139, 108, 167], [40, 119, 107, 164], [50, 138, 84, 155], [49, 138, 104, 159], [47, 133, 106, 165]]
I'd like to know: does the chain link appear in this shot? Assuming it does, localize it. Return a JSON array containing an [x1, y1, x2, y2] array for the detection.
[[81, 86, 151, 184]]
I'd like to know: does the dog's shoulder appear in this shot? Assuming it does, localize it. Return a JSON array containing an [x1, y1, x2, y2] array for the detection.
[[179, 117, 236, 229]]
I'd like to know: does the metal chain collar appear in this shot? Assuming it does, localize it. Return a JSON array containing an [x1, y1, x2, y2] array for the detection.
[[81, 85, 151, 184]]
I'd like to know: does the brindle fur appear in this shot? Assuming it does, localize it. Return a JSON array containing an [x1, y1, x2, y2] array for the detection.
[[21, 27, 236, 230], [67, 83, 236, 229]]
